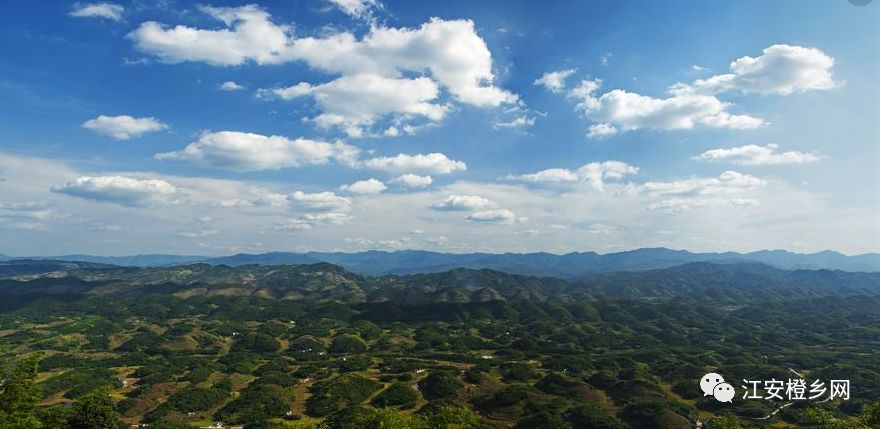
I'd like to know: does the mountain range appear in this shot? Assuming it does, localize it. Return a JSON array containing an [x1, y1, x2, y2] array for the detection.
[[1, 248, 879, 276], [1, 259, 879, 307]]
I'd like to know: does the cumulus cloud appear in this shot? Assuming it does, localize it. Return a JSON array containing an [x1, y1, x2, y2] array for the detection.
[[466, 208, 517, 224], [288, 191, 351, 212], [571, 80, 765, 136], [155, 131, 359, 172], [563, 45, 837, 137], [506, 161, 638, 191], [219, 81, 245, 91], [82, 115, 168, 140], [326, 0, 383, 20], [534, 69, 576, 93], [51, 176, 179, 207], [675, 44, 838, 96], [264, 74, 447, 138], [430, 195, 497, 211], [340, 178, 386, 194], [639, 170, 766, 196], [391, 174, 433, 188], [363, 152, 466, 175], [128, 6, 516, 136], [70, 3, 123, 21], [692, 143, 820, 165], [274, 212, 351, 231]]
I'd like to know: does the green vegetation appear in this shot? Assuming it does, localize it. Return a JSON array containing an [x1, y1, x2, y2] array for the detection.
[[0, 260, 878, 428]]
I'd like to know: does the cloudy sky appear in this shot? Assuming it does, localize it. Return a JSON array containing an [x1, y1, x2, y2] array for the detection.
[[0, 0, 878, 256]]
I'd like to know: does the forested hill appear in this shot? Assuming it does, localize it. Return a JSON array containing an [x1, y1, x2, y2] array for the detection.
[[4, 248, 879, 275], [1, 260, 878, 306]]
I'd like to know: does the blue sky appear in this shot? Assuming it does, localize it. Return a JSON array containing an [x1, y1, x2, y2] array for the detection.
[[0, 0, 877, 256]]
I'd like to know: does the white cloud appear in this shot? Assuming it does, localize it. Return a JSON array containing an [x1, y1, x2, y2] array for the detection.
[[273, 219, 313, 231], [289, 191, 351, 212], [563, 45, 837, 137], [571, 81, 765, 135], [391, 174, 433, 188], [466, 208, 517, 224], [677, 44, 838, 96], [82, 115, 168, 140], [178, 229, 219, 238], [127, 5, 291, 66], [691, 65, 708, 72], [506, 161, 638, 192], [51, 176, 179, 207], [649, 197, 759, 211], [600, 52, 612, 67], [129, 7, 516, 136], [363, 153, 466, 175], [129, 10, 515, 104], [219, 81, 245, 91], [264, 74, 447, 138], [692, 143, 821, 165], [70, 3, 124, 21], [325, 0, 382, 20], [639, 170, 766, 196], [340, 178, 386, 194], [534, 69, 576, 93], [273, 212, 351, 231], [304, 212, 351, 224], [155, 131, 359, 172], [587, 123, 617, 138], [1, 150, 875, 256], [430, 195, 496, 211], [493, 116, 536, 130], [0, 202, 54, 223]]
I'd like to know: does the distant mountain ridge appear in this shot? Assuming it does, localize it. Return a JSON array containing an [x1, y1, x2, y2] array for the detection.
[[0, 260, 878, 306], [1, 248, 878, 276]]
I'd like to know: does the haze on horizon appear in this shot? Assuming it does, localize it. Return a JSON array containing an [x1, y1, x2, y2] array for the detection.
[[0, 0, 878, 257]]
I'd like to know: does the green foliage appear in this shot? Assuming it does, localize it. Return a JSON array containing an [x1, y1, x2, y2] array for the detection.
[[372, 382, 420, 409], [0, 355, 43, 429], [233, 333, 281, 354], [517, 410, 571, 429], [40, 367, 116, 399], [165, 387, 228, 412], [420, 371, 464, 401], [567, 405, 627, 429], [307, 375, 381, 416], [66, 388, 124, 429], [705, 415, 744, 429], [2, 261, 880, 428], [329, 334, 368, 354], [217, 383, 292, 425], [502, 362, 536, 382]]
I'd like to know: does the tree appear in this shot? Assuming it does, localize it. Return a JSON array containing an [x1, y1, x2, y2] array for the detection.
[[357, 408, 426, 429], [372, 382, 420, 409], [329, 334, 368, 354], [67, 389, 123, 429], [706, 415, 744, 429], [568, 405, 627, 429], [0, 355, 43, 429], [860, 401, 880, 427], [420, 372, 463, 400]]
